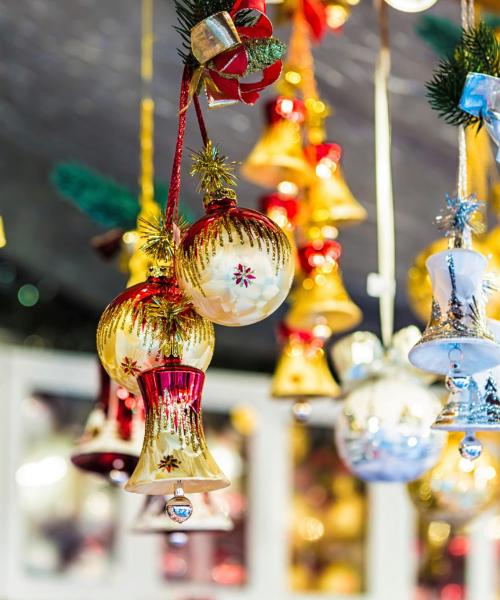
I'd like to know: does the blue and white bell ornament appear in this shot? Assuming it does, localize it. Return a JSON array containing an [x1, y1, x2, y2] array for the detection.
[[460, 72, 500, 163], [409, 248, 500, 375], [432, 320, 500, 459]]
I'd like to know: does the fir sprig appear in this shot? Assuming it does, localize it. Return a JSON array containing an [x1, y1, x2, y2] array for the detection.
[[426, 22, 500, 127]]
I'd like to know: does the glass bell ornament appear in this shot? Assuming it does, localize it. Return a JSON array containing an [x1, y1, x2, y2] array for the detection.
[[71, 366, 144, 484], [271, 324, 340, 401], [125, 363, 229, 496], [176, 194, 295, 327], [286, 240, 362, 334], [241, 96, 313, 189], [460, 73, 500, 163], [97, 265, 215, 395], [409, 248, 500, 375], [300, 143, 367, 232], [132, 492, 233, 534], [408, 433, 500, 524], [407, 237, 500, 324]]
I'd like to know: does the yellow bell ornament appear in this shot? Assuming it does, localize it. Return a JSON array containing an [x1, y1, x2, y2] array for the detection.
[[271, 323, 340, 402], [301, 143, 367, 233], [286, 240, 362, 334], [241, 96, 313, 190]]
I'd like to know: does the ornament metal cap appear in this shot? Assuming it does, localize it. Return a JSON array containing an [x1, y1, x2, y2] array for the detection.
[[409, 248, 500, 375], [125, 364, 230, 495]]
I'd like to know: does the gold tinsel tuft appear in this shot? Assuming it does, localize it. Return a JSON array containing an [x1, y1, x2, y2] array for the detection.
[[190, 141, 239, 199]]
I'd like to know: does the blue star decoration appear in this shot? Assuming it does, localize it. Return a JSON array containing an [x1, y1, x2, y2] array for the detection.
[[435, 193, 484, 239]]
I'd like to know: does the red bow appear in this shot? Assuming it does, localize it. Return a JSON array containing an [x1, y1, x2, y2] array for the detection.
[[205, 0, 284, 105]]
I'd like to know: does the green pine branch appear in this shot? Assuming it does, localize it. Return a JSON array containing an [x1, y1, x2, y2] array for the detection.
[[426, 21, 500, 127], [51, 162, 193, 230]]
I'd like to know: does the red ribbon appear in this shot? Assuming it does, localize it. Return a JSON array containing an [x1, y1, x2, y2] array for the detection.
[[302, 0, 328, 41], [205, 0, 283, 105]]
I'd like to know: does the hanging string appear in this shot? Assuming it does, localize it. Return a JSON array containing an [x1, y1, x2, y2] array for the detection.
[[165, 66, 192, 230], [193, 94, 210, 147], [457, 0, 475, 200], [374, 0, 396, 349]]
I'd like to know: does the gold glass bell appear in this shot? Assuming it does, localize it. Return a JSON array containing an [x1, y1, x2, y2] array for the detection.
[[132, 492, 233, 534], [286, 258, 362, 334], [241, 98, 313, 190], [71, 366, 144, 484], [271, 328, 340, 400], [303, 167, 367, 231], [125, 363, 229, 495]]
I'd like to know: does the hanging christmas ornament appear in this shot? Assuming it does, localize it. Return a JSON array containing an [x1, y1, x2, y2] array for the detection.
[[176, 141, 295, 326], [271, 323, 340, 413], [125, 364, 229, 499], [333, 329, 445, 482], [97, 264, 215, 395], [174, 0, 286, 107], [300, 143, 367, 233], [409, 196, 500, 375], [241, 96, 313, 189], [286, 239, 361, 334], [408, 432, 500, 523], [277, 0, 355, 41], [71, 365, 144, 484], [132, 492, 233, 533], [384, 0, 438, 13]]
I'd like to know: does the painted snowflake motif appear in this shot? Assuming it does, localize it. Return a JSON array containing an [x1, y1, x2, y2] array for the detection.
[[158, 455, 181, 472], [121, 357, 141, 377], [232, 263, 256, 288]]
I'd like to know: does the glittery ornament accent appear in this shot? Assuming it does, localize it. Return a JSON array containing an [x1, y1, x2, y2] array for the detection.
[[121, 357, 142, 377], [158, 454, 181, 472], [138, 215, 175, 263], [190, 141, 238, 202], [435, 193, 484, 248], [244, 38, 286, 73], [232, 263, 256, 287]]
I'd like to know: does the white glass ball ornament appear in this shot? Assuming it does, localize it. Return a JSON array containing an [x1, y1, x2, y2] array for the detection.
[[97, 268, 215, 395], [384, 0, 438, 12], [176, 197, 295, 326], [335, 375, 445, 482]]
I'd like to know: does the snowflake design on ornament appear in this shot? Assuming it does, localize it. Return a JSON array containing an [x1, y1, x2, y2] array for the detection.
[[158, 454, 180, 472], [121, 357, 142, 377], [232, 263, 256, 288]]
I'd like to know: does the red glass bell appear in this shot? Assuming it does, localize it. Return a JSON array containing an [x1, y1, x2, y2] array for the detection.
[[71, 364, 144, 484], [125, 363, 229, 495]]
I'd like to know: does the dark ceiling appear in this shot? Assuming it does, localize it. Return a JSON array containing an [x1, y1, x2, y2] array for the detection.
[[0, 0, 477, 370]]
